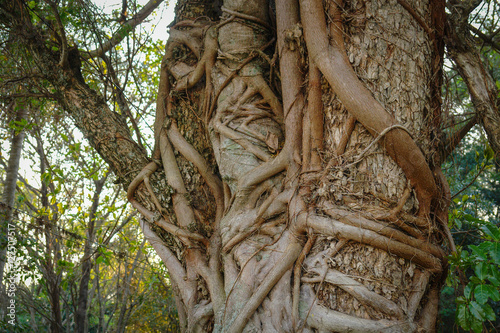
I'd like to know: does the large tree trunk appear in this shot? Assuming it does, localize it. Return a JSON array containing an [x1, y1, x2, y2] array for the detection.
[[127, 0, 449, 331]]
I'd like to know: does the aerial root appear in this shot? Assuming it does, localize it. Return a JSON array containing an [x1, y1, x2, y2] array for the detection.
[[227, 237, 303, 333], [236, 145, 288, 190], [244, 75, 284, 122], [187, 301, 214, 333], [387, 187, 411, 220], [303, 62, 323, 172], [416, 285, 440, 331], [164, 22, 217, 92], [407, 270, 431, 321], [167, 28, 203, 59], [298, 238, 347, 331], [167, 123, 224, 223], [127, 162, 205, 246], [306, 213, 442, 272], [300, 0, 438, 216], [323, 205, 444, 260], [300, 285, 414, 333], [433, 166, 456, 253], [143, 174, 163, 213], [175, 28, 217, 91], [302, 267, 404, 320], [214, 116, 272, 161], [208, 38, 276, 121], [139, 219, 195, 309], [292, 235, 316, 329], [320, 115, 356, 182], [246, 179, 274, 209], [222, 188, 288, 253]]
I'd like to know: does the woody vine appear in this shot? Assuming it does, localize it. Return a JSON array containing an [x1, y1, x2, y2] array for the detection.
[[125, 0, 458, 331]]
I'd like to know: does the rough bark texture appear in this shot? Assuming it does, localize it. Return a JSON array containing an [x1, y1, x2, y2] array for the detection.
[[126, 0, 450, 331]]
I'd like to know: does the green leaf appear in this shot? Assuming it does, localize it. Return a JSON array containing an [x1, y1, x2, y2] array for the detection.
[[464, 283, 474, 299], [474, 284, 499, 304], [481, 224, 500, 241], [484, 145, 494, 161], [469, 301, 486, 320], [464, 214, 483, 224], [482, 303, 496, 321], [470, 318, 483, 333], [488, 242, 500, 265], [474, 262, 488, 281], [470, 244, 488, 261], [488, 266, 500, 286], [457, 303, 471, 330], [57, 259, 74, 268], [470, 276, 482, 284]]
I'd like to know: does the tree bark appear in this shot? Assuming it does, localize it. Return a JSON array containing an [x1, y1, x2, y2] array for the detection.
[[0, 102, 27, 317], [445, 1, 500, 157], [124, 0, 450, 331]]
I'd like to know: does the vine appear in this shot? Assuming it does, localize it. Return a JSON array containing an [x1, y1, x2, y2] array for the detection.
[[126, 0, 451, 331]]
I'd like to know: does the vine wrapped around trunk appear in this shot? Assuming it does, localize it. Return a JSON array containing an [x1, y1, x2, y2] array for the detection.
[[127, 0, 451, 331]]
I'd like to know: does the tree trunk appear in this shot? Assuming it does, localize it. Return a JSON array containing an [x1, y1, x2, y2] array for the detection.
[[127, 0, 449, 331], [36, 134, 63, 333], [0, 102, 27, 318], [76, 176, 106, 333]]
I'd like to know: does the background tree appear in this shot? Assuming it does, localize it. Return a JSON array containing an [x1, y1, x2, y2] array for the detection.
[[0, 0, 499, 332], [0, 1, 178, 332]]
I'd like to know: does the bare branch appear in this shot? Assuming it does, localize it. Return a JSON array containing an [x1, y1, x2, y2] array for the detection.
[[440, 115, 477, 161], [83, 0, 165, 59], [45, 0, 69, 66], [469, 24, 500, 51]]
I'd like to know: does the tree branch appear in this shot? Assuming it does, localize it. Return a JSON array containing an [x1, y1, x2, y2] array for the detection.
[[83, 0, 165, 59], [469, 24, 500, 51], [446, 10, 500, 157], [440, 115, 477, 161]]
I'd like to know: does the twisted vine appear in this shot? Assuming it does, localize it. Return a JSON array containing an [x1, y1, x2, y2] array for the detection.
[[126, 0, 451, 331]]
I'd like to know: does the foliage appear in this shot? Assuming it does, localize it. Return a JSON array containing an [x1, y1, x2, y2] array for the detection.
[[0, 0, 177, 331], [441, 134, 500, 331]]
